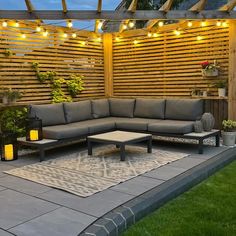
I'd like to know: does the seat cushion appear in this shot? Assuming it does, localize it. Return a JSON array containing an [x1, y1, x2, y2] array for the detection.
[[70, 118, 116, 134], [109, 98, 135, 118], [64, 100, 92, 123], [115, 117, 159, 131], [43, 124, 89, 139], [91, 99, 110, 119], [29, 103, 66, 127], [148, 120, 194, 134], [165, 99, 203, 121], [134, 98, 165, 119]]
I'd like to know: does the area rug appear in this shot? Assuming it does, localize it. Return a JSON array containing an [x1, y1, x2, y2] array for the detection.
[[5, 146, 189, 197]]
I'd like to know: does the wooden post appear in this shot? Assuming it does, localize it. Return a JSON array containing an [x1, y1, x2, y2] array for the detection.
[[103, 33, 113, 97], [228, 20, 236, 120]]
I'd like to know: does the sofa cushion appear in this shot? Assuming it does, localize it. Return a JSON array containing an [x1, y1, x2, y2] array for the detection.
[[109, 98, 135, 118], [43, 124, 88, 139], [29, 103, 66, 127], [71, 117, 116, 134], [64, 100, 92, 123], [148, 120, 194, 134], [115, 117, 159, 131], [91, 99, 110, 119], [134, 98, 165, 119], [165, 99, 203, 121]]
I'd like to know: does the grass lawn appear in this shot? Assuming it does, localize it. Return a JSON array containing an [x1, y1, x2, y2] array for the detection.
[[122, 161, 236, 236]]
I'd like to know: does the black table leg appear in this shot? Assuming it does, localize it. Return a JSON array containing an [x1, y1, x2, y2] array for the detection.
[[147, 137, 152, 153], [88, 140, 92, 155], [215, 133, 220, 147], [39, 148, 45, 162], [198, 138, 204, 154], [120, 145, 125, 161]]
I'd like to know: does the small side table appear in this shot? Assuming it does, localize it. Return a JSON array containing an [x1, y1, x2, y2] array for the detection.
[[17, 137, 58, 162]]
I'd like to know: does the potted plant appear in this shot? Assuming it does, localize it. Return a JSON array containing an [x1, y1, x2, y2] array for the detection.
[[1, 88, 10, 104], [222, 120, 236, 146], [200, 60, 219, 77], [212, 80, 227, 97], [1, 88, 22, 104]]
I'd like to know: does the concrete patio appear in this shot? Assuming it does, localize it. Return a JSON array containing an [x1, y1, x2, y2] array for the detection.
[[0, 139, 235, 236]]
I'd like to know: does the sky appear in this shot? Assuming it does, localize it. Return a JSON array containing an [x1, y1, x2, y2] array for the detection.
[[0, 0, 122, 30]]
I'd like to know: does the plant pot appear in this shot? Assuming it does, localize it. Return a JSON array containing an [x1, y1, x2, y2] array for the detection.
[[202, 69, 218, 77], [222, 131, 236, 146], [218, 88, 226, 97], [2, 96, 8, 105]]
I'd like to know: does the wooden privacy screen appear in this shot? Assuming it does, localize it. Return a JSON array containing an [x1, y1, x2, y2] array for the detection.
[[0, 22, 104, 104], [112, 21, 229, 98]]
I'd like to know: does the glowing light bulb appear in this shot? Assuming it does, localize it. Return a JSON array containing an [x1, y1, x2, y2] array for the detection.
[[2, 21, 7, 27], [197, 36, 202, 41], [67, 21, 73, 28], [158, 21, 164, 27], [15, 21, 19, 27], [222, 21, 228, 27], [72, 33, 77, 38], [153, 33, 158, 37], [115, 37, 120, 41], [36, 26, 41, 32], [21, 34, 26, 39], [97, 21, 103, 30], [81, 41, 86, 46], [122, 24, 127, 30], [147, 32, 152, 37], [134, 40, 138, 45], [97, 37, 102, 42], [63, 33, 68, 38], [216, 20, 222, 26], [43, 30, 48, 37], [174, 30, 181, 36], [201, 20, 206, 27], [129, 21, 135, 28], [187, 21, 193, 27]]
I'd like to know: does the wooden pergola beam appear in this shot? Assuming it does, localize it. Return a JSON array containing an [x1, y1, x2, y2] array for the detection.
[[0, 10, 236, 20], [219, 0, 236, 12], [119, 0, 138, 33], [24, 0, 34, 13], [189, 0, 207, 12], [62, 0, 68, 13], [94, 0, 103, 33], [146, 0, 174, 30]]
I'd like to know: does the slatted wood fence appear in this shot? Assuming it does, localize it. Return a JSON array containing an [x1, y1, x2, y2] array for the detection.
[[0, 21, 104, 104]]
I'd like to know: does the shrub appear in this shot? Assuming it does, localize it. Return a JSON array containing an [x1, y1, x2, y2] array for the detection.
[[222, 120, 236, 132]]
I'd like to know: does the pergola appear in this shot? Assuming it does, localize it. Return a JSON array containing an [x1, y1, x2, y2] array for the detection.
[[0, 0, 236, 127]]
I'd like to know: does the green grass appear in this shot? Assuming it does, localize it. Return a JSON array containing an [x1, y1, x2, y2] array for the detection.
[[122, 161, 236, 236]]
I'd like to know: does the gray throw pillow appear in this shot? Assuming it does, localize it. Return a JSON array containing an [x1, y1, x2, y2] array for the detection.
[[134, 98, 165, 119], [109, 98, 135, 118], [91, 99, 110, 119], [165, 99, 203, 121], [29, 103, 66, 126], [64, 100, 92, 123]]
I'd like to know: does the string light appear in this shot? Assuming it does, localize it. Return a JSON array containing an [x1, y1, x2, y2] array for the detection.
[[67, 20, 73, 28], [97, 37, 102, 42], [216, 20, 222, 26], [21, 33, 26, 39], [122, 24, 128, 30], [115, 37, 120, 41], [81, 41, 86, 46], [197, 35, 202, 41], [222, 21, 228, 27], [36, 25, 42, 32], [187, 21, 193, 27], [72, 33, 77, 38], [153, 33, 158, 37], [63, 33, 68, 38], [134, 40, 138, 45], [2, 21, 7, 27], [97, 20, 103, 30], [147, 32, 152, 37], [201, 20, 206, 27], [128, 21, 135, 28], [43, 30, 48, 37], [15, 21, 19, 27], [158, 21, 164, 27], [174, 29, 181, 36]]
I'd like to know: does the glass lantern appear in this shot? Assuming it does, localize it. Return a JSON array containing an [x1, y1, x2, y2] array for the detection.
[[26, 117, 43, 141], [0, 132, 18, 161]]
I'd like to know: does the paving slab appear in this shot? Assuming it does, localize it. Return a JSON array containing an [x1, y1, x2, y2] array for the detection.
[[38, 189, 134, 217], [143, 165, 186, 180], [0, 175, 52, 196], [0, 189, 59, 230], [10, 207, 96, 236], [0, 185, 6, 191], [0, 164, 15, 178], [111, 176, 164, 196], [0, 229, 15, 236], [168, 157, 205, 169]]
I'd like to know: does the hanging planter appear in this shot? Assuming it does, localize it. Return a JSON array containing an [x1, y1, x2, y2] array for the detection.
[[201, 68, 218, 77]]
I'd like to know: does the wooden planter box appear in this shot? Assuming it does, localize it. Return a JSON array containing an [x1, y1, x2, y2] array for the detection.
[[202, 69, 219, 77]]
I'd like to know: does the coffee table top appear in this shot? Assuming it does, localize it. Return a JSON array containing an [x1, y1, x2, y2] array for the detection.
[[88, 131, 151, 143]]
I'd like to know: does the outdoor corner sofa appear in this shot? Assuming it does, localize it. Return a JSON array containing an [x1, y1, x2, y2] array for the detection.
[[27, 98, 220, 161]]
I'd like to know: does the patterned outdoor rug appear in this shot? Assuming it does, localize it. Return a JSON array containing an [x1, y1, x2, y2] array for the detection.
[[5, 146, 189, 197]]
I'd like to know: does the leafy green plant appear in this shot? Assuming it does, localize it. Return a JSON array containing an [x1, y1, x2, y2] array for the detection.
[[222, 120, 236, 132], [51, 89, 72, 103], [212, 80, 227, 89], [67, 74, 84, 97], [0, 107, 28, 137], [0, 88, 22, 103]]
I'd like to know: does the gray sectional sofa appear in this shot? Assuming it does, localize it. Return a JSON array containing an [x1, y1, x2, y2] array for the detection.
[[28, 98, 216, 160]]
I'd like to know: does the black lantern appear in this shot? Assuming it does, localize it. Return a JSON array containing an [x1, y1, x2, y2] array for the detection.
[[26, 117, 43, 141], [0, 132, 18, 161]]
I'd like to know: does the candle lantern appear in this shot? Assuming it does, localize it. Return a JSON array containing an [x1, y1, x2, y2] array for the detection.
[[26, 117, 43, 141], [0, 132, 18, 161]]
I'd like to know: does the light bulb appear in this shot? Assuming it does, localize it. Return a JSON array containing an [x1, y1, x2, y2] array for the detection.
[[81, 41, 86, 46], [2, 21, 7, 27], [129, 21, 135, 28], [216, 20, 222, 26], [98, 21, 103, 30], [187, 21, 193, 27], [36, 26, 41, 32], [72, 33, 77, 38], [115, 37, 120, 41], [222, 21, 227, 27], [67, 21, 73, 28], [21, 34, 26, 39], [15, 21, 19, 27], [197, 36, 202, 41], [201, 20, 206, 27], [134, 40, 138, 45], [122, 24, 127, 30], [147, 32, 152, 37], [97, 37, 102, 42], [174, 30, 181, 36], [158, 21, 164, 27], [43, 31, 48, 37], [63, 33, 68, 38], [153, 33, 158, 37]]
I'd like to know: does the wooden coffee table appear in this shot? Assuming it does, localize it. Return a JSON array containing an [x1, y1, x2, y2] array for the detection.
[[87, 131, 152, 161]]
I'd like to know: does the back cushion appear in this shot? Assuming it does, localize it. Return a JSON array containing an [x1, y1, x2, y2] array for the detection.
[[134, 98, 165, 119], [91, 99, 110, 119], [165, 99, 203, 121], [64, 100, 92, 123], [29, 103, 66, 126], [109, 98, 135, 118]]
